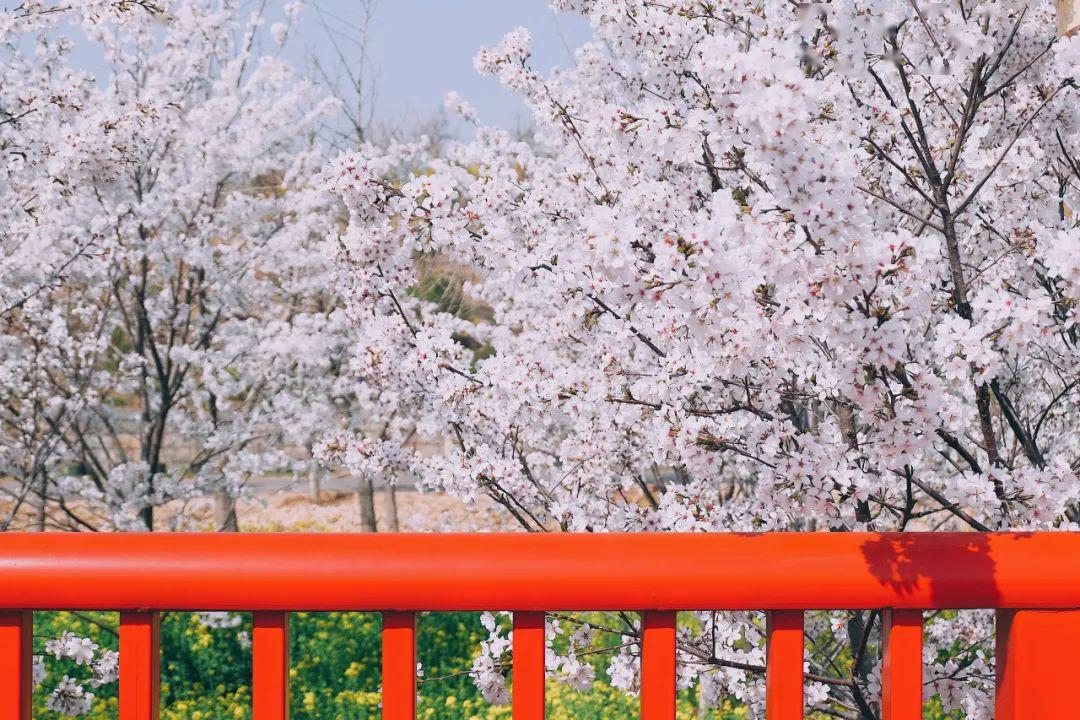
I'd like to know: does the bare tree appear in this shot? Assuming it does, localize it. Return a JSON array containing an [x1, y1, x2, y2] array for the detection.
[[308, 0, 379, 149]]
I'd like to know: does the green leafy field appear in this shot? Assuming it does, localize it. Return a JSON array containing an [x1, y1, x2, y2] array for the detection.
[[35, 611, 957, 719], [34, 611, 740, 719]]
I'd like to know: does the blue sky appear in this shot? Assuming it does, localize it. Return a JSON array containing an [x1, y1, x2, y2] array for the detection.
[[282, 0, 595, 135], [50, 1, 596, 138]]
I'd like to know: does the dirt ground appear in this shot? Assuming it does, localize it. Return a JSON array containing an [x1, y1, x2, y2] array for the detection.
[[0, 485, 515, 533], [225, 488, 514, 532]]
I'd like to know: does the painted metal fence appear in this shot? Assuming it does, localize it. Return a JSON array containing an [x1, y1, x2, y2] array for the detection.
[[0, 532, 1077, 719]]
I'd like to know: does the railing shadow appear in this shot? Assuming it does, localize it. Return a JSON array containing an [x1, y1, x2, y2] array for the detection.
[[859, 533, 1004, 607]]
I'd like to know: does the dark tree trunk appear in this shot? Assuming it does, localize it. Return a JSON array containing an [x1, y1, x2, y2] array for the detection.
[[357, 476, 377, 532]]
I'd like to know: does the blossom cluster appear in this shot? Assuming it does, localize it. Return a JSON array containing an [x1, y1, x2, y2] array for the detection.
[[38, 632, 119, 715]]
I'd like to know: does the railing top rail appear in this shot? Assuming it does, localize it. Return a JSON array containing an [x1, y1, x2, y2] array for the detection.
[[0, 531, 1076, 612]]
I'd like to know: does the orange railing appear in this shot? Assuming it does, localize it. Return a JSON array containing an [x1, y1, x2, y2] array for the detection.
[[1, 532, 1078, 719]]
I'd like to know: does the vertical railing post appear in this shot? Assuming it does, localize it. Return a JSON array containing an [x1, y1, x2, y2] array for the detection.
[[512, 611, 545, 719], [120, 611, 160, 720], [382, 611, 417, 720], [765, 611, 803, 720], [0, 611, 32, 720], [253, 612, 290, 719], [996, 609, 1080, 719], [640, 611, 676, 720], [881, 610, 923, 720]]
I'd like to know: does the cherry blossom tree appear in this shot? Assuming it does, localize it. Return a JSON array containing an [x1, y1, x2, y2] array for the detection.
[[0, 0, 162, 318], [0, 0, 345, 537], [325, 1, 1080, 716]]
